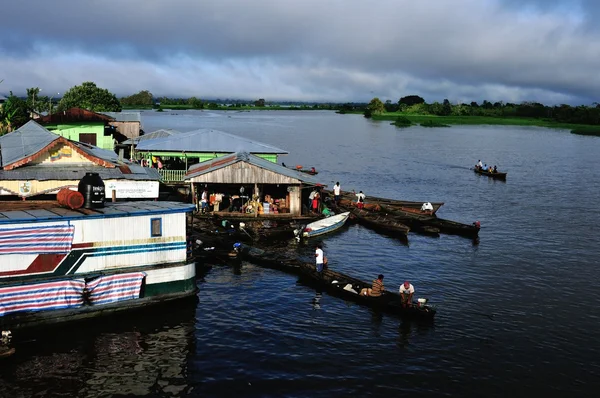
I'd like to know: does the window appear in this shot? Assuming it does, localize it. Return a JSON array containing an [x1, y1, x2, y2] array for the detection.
[[151, 218, 162, 237]]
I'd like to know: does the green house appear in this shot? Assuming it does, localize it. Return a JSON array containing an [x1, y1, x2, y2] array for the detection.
[[37, 108, 123, 150]]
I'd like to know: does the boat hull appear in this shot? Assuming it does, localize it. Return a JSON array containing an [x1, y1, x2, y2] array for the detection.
[[473, 168, 507, 180]]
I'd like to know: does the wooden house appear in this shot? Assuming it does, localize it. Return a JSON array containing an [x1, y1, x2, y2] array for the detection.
[[0, 120, 161, 199], [184, 152, 322, 217]]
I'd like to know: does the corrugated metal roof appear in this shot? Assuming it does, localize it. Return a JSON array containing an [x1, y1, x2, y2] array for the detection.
[[122, 128, 181, 145], [0, 120, 60, 167], [0, 121, 157, 180], [135, 128, 288, 154], [0, 165, 161, 181], [185, 151, 322, 185], [0, 201, 195, 225], [101, 112, 142, 123]]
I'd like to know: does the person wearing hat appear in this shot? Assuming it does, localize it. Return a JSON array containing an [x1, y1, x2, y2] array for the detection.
[[399, 281, 415, 307]]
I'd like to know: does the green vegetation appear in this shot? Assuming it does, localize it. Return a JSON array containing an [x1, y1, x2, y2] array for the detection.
[[391, 116, 413, 127], [0, 92, 29, 134], [57, 82, 121, 112], [420, 120, 450, 127], [120, 90, 153, 107], [570, 126, 600, 136]]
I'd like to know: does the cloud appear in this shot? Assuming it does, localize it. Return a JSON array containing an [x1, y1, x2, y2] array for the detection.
[[1, 0, 599, 104]]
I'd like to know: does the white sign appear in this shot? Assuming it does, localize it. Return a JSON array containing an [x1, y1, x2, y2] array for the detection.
[[105, 180, 159, 199]]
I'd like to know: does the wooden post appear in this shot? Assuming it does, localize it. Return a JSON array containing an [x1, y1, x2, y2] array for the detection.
[[112, 189, 116, 202], [190, 182, 196, 209]]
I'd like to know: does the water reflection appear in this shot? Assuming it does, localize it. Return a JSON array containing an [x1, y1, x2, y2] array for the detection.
[[312, 291, 323, 310], [0, 305, 196, 397]]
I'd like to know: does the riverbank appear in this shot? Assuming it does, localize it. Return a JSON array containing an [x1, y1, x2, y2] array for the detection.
[[368, 112, 600, 136]]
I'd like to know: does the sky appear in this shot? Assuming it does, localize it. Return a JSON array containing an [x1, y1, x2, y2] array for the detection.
[[1, 0, 599, 105]]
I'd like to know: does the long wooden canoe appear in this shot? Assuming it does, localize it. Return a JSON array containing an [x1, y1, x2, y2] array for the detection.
[[237, 245, 436, 321], [379, 205, 480, 238], [473, 168, 507, 180], [335, 191, 445, 214]]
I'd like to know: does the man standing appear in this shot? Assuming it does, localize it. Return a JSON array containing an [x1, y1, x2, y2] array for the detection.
[[399, 281, 415, 307], [333, 182, 341, 205], [315, 243, 325, 273]]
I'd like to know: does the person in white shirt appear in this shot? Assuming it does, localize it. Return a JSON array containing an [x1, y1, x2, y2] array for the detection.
[[477, 160, 483, 169], [399, 281, 415, 307], [355, 191, 365, 209], [200, 189, 209, 213], [333, 182, 341, 205], [315, 243, 325, 273]]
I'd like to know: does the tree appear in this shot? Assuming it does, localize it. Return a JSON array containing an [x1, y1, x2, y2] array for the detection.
[[399, 95, 425, 106], [188, 96, 204, 109], [366, 97, 385, 117], [254, 98, 266, 107], [0, 92, 29, 135], [57, 81, 121, 112], [120, 90, 154, 107]]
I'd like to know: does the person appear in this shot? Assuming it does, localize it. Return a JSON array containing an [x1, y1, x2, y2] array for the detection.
[[493, 165, 497, 173], [333, 182, 341, 205], [488, 165, 493, 172], [312, 191, 320, 214], [399, 281, 415, 307], [477, 160, 483, 169], [315, 243, 325, 273], [200, 189, 209, 213], [355, 190, 365, 209], [311, 167, 316, 174], [360, 274, 385, 297]]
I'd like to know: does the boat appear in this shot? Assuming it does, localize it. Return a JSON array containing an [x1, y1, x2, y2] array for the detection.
[[282, 164, 318, 175], [294, 211, 350, 239], [334, 191, 444, 214], [325, 201, 413, 239], [236, 245, 436, 321], [0, 200, 198, 332], [473, 167, 507, 180], [379, 205, 480, 238]]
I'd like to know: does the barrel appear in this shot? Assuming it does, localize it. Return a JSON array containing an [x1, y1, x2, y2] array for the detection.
[[57, 188, 84, 210], [78, 172, 105, 209]]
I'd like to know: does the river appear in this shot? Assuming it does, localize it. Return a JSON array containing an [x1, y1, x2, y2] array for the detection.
[[1, 110, 599, 397]]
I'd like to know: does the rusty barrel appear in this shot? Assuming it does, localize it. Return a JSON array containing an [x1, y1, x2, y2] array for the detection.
[[57, 188, 84, 210]]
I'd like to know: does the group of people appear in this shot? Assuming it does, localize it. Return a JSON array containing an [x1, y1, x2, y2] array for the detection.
[[315, 244, 415, 307], [359, 275, 415, 307], [475, 160, 498, 173]]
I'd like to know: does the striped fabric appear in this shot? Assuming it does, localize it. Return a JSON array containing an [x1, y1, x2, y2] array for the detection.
[[0, 279, 85, 316], [86, 272, 146, 305], [0, 224, 75, 255]]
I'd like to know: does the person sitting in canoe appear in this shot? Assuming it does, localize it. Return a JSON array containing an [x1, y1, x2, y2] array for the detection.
[[360, 274, 384, 297], [399, 281, 415, 307], [477, 160, 483, 170], [493, 165, 497, 173]]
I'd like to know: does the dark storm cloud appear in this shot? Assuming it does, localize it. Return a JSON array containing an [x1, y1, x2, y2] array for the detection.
[[1, 0, 599, 104]]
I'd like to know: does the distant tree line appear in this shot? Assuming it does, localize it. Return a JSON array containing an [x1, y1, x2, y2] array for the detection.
[[354, 95, 600, 125]]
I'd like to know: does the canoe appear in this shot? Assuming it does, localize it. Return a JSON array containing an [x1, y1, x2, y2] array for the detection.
[[335, 192, 444, 214], [285, 165, 318, 175], [473, 168, 507, 180], [379, 205, 480, 238], [237, 245, 436, 321], [349, 208, 410, 237], [295, 211, 350, 239]]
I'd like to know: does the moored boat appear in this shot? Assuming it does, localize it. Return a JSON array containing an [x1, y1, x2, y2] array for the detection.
[[294, 211, 350, 239], [473, 167, 507, 180], [237, 245, 436, 321], [0, 200, 198, 332], [335, 192, 444, 214], [379, 205, 480, 238]]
